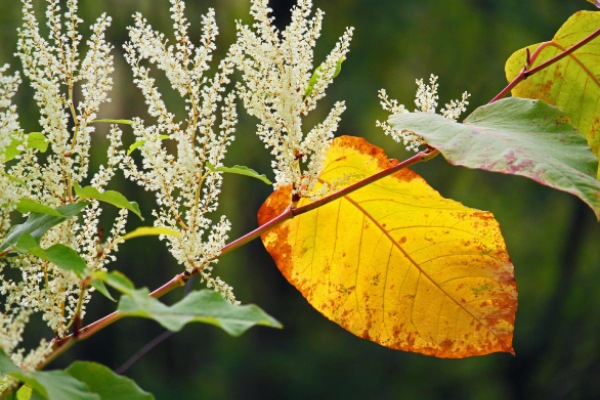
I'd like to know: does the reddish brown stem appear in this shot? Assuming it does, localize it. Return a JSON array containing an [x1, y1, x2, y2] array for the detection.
[[489, 27, 600, 103], [40, 148, 436, 369], [38, 17, 600, 374]]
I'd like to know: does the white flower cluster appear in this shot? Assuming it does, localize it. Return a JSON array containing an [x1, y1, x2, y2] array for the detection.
[[377, 74, 470, 152], [0, 0, 359, 375], [122, 0, 238, 303], [231, 0, 353, 199], [0, 0, 126, 371]]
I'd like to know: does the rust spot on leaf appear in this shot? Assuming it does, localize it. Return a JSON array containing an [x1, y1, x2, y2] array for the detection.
[[258, 135, 517, 358]]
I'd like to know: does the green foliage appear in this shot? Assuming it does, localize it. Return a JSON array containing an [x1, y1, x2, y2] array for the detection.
[[505, 11, 600, 177], [206, 162, 273, 185], [305, 56, 345, 97], [126, 135, 170, 156], [0, 350, 152, 400], [94, 271, 282, 335], [1, 1, 599, 399], [65, 362, 153, 400], [121, 226, 181, 241], [2, 132, 48, 163], [16, 199, 63, 217], [74, 185, 143, 220], [0, 202, 89, 253], [0, 350, 98, 400], [15, 233, 87, 276], [390, 98, 600, 218]]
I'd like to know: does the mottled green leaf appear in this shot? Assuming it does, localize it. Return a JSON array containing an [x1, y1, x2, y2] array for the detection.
[[0, 202, 89, 252], [505, 11, 600, 177], [390, 98, 600, 219], [74, 185, 143, 220], [2, 137, 21, 162], [66, 362, 153, 400], [206, 162, 272, 185]]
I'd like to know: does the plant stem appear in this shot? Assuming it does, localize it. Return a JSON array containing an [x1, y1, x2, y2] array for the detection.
[[39, 147, 436, 369], [38, 18, 600, 374], [489, 26, 600, 103]]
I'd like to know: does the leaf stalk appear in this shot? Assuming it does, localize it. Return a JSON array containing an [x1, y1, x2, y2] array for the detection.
[[489, 27, 600, 103]]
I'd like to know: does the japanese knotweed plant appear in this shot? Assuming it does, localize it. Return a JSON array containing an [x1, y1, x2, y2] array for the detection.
[[0, 0, 599, 398]]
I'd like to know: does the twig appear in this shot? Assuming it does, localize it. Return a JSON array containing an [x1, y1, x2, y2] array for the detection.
[[489, 27, 600, 103], [40, 147, 436, 369]]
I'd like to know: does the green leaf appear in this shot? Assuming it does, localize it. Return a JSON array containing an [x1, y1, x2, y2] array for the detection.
[[16, 199, 62, 217], [14, 233, 88, 277], [0, 350, 98, 400], [0, 202, 89, 252], [92, 119, 134, 125], [74, 185, 143, 220], [206, 162, 272, 185], [1, 133, 48, 162], [44, 244, 88, 276], [16, 385, 32, 400], [121, 226, 181, 241], [3, 137, 22, 162], [505, 11, 600, 177], [90, 279, 116, 302], [89, 271, 130, 302], [305, 57, 345, 97], [389, 97, 600, 219], [66, 362, 153, 400], [26, 133, 48, 153], [118, 289, 282, 336], [26, 371, 98, 400], [93, 271, 282, 335], [93, 270, 135, 293], [126, 135, 170, 156]]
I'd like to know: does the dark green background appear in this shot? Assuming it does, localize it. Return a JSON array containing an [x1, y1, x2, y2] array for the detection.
[[2, 1, 599, 399]]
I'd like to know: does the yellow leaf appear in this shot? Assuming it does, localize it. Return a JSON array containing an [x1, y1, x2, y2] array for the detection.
[[258, 136, 517, 358], [505, 11, 600, 177]]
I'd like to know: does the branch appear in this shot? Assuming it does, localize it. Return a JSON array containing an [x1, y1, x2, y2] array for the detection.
[[489, 27, 600, 103], [40, 147, 437, 369]]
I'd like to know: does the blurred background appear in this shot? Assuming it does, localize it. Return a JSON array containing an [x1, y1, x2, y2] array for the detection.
[[2, 0, 599, 399]]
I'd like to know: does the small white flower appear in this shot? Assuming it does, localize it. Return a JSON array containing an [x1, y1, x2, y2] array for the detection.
[[377, 74, 470, 152], [231, 0, 353, 199], [0, 0, 124, 371], [122, 1, 238, 301]]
